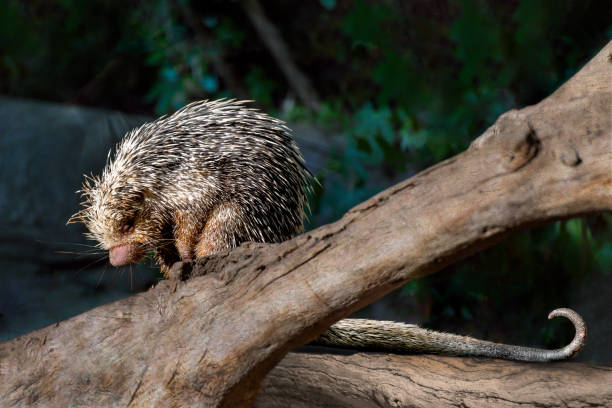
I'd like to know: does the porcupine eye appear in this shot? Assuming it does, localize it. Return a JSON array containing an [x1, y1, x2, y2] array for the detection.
[[121, 221, 135, 235], [118, 191, 143, 235]]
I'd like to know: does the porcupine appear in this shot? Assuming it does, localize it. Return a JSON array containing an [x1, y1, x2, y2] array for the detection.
[[69, 99, 586, 362]]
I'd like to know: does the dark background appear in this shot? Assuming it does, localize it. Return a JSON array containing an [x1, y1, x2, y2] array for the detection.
[[1, 0, 610, 361]]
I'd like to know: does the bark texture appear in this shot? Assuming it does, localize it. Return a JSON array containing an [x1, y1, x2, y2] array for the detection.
[[257, 351, 612, 408], [0, 42, 610, 407]]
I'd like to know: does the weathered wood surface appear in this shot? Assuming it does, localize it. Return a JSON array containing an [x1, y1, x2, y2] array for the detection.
[[0, 42, 610, 407], [257, 351, 612, 407]]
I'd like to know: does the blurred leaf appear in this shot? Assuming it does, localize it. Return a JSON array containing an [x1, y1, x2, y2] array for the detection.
[[342, 0, 395, 50], [451, 0, 503, 85], [354, 103, 394, 144], [203, 16, 217, 28], [565, 218, 582, 244], [460, 306, 473, 320], [215, 18, 245, 48], [373, 52, 418, 106], [320, 0, 336, 11], [200, 75, 219, 93], [595, 242, 612, 275], [245, 67, 277, 108]]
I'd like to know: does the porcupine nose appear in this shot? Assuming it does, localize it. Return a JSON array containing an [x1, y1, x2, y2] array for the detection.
[[109, 243, 138, 266]]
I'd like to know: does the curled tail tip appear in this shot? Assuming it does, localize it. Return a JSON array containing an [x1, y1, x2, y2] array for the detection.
[[548, 308, 586, 332], [548, 308, 587, 358], [549, 307, 576, 319]]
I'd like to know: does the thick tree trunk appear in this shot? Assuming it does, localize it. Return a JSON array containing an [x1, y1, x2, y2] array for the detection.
[[257, 351, 612, 408], [0, 42, 610, 407]]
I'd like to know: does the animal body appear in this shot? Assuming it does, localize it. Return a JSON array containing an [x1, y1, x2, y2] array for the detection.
[[70, 99, 586, 362], [70, 99, 310, 275]]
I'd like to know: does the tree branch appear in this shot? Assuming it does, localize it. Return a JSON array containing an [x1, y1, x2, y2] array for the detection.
[[0, 42, 610, 407]]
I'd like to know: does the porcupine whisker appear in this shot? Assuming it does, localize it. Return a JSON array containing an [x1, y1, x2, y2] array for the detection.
[[36, 238, 105, 258], [55, 250, 106, 257], [71, 254, 110, 279], [63, 247, 106, 254], [40, 240, 101, 249], [36, 239, 104, 256], [96, 263, 109, 287]]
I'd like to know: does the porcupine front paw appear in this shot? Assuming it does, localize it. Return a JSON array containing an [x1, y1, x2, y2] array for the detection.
[[166, 261, 193, 281]]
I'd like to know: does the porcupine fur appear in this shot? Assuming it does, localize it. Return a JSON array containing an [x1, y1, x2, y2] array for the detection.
[[69, 99, 586, 362], [69, 99, 311, 273]]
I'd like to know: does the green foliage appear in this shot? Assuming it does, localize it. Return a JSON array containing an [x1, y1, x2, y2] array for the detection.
[[245, 67, 277, 109], [0, 0, 154, 111], [343, 1, 396, 51], [319, 0, 336, 11], [451, 0, 503, 85], [596, 243, 612, 275]]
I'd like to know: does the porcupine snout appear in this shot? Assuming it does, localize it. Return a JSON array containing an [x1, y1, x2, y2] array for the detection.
[[109, 243, 145, 266]]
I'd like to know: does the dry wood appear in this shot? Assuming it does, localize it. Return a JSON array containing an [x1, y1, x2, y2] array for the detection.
[[0, 42, 610, 407], [257, 351, 612, 407]]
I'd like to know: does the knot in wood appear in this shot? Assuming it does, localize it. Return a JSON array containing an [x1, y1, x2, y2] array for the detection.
[[470, 110, 540, 172], [507, 127, 540, 171], [560, 147, 582, 167]]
